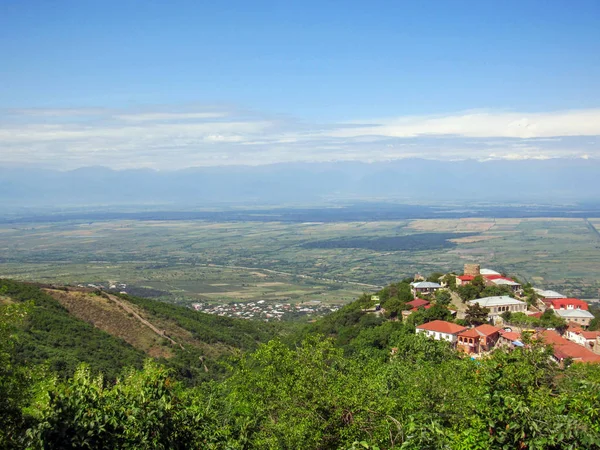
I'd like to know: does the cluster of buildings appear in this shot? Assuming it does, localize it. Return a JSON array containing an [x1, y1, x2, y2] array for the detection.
[[409, 264, 600, 363], [415, 319, 600, 363], [191, 300, 339, 321]]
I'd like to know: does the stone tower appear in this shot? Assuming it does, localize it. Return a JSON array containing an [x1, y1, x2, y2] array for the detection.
[[464, 264, 481, 276]]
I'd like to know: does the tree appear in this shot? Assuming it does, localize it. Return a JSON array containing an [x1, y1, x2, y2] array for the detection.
[[434, 290, 452, 306], [456, 284, 480, 302], [464, 303, 490, 326], [427, 272, 444, 283], [471, 276, 486, 291], [408, 304, 453, 327], [0, 302, 37, 449], [480, 285, 513, 298], [442, 274, 457, 290]]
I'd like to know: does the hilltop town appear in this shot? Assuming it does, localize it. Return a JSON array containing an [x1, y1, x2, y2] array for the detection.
[[370, 263, 600, 364]]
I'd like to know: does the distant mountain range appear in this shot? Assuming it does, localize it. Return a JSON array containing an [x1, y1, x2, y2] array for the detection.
[[1, 158, 599, 207]]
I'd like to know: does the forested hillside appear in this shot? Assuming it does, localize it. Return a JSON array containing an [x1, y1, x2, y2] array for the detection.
[[0, 280, 286, 383], [1, 278, 600, 449]]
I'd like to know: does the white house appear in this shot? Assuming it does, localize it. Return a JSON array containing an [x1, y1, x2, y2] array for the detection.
[[490, 278, 522, 293], [467, 296, 527, 320], [554, 309, 595, 327], [410, 281, 441, 296], [566, 326, 600, 349], [533, 288, 566, 299], [415, 320, 467, 344]]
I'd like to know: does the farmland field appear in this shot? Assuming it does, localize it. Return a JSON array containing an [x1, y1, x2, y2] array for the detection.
[[1, 217, 599, 303]]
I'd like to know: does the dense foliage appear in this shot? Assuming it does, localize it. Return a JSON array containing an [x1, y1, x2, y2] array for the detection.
[[2, 279, 600, 449], [0, 279, 146, 380]]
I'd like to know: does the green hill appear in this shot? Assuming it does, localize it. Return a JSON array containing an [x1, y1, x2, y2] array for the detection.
[[0, 279, 285, 383], [2, 277, 600, 449]]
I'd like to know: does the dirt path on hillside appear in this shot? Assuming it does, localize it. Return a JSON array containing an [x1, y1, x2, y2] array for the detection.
[[105, 293, 184, 350]]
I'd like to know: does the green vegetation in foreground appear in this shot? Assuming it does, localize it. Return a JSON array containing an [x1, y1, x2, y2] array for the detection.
[[2, 278, 600, 449]]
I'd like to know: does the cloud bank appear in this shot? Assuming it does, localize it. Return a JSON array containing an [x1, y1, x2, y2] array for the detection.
[[1, 106, 599, 169]]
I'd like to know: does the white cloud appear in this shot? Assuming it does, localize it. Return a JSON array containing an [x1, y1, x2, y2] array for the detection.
[[0, 106, 599, 169], [328, 109, 600, 139]]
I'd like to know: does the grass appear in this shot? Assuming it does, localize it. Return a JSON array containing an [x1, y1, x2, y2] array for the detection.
[[1, 217, 600, 301]]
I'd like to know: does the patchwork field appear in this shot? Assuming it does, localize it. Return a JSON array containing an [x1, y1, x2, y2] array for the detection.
[[1, 217, 599, 303]]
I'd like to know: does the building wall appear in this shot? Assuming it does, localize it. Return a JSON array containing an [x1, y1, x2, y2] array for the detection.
[[464, 264, 481, 276], [416, 328, 458, 343]]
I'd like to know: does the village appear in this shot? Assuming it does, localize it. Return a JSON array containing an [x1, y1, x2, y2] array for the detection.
[[397, 263, 600, 364], [191, 299, 339, 321]]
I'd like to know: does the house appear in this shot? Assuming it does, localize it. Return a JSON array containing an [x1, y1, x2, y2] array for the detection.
[[480, 269, 501, 276], [533, 288, 566, 300], [540, 330, 600, 364], [553, 309, 595, 327], [401, 298, 431, 320], [410, 281, 441, 296], [467, 296, 528, 321], [415, 320, 466, 344], [543, 298, 589, 311], [457, 324, 502, 354], [406, 298, 430, 310], [455, 275, 475, 287], [489, 277, 522, 293], [565, 323, 600, 350], [498, 330, 524, 348]]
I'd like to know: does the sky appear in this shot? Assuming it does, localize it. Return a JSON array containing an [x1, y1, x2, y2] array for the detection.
[[1, 0, 600, 169]]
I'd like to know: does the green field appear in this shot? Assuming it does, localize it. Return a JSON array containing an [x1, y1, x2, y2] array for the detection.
[[1, 217, 599, 302]]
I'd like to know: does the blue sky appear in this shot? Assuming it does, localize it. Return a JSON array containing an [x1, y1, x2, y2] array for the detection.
[[1, 0, 600, 169]]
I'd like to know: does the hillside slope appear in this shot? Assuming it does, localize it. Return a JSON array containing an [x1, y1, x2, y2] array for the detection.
[[1, 279, 286, 383]]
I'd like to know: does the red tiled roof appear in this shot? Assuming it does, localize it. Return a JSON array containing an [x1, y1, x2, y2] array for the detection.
[[411, 304, 432, 312], [483, 274, 504, 280], [474, 324, 502, 336], [457, 275, 475, 281], [458, 328, 481, 338], [540, 330, 600, 363], [545, 298, 589, 311], [581, 331, 600, 340], [500, 331, 521, 341], [529, 312, 543, 319], [407, 298, 430, 308], [416, 320, 467, 335]]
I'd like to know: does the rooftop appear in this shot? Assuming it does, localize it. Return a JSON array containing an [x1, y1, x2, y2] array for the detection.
[[473, 324, 503, 336], [480, 269, 501, 275], [533, 288, 566, 299], [491, 278, 521, 286], [468, 296, 526, 308], [540, 330, 600, 363], [499, 330, 521, 341], [416, 320, 467, 335], [545, 298, 589, 311], [407, 298, 430, 308], [555, 309, 594, 319], [411, 281, 442, 289], [458, 328, 481, 338], [457, 275, 475, 281]]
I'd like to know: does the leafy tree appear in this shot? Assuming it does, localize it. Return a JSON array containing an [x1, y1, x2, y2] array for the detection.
[[480, 285, 513, 298], [434, 289, 452, 306], [407, 304, 453, 327], [0, 302, 35, 448], [471, 275, 487, 291], [464, 303, 490, 325], [442, 274, 457, 290], [427, 272, 444, 283], [456, 284, 480, 302]]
